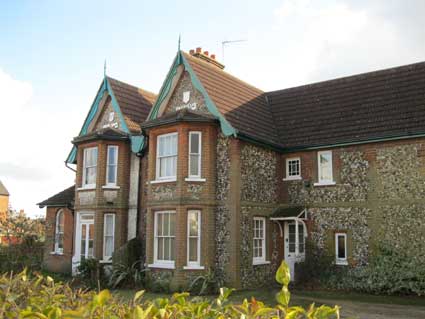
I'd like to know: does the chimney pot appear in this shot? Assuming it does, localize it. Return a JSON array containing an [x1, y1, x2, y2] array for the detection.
[[211, 54, 216, 59], [196, 47, 202, 53], [189, 49, 195, 55], [203, 51, 209, 56]]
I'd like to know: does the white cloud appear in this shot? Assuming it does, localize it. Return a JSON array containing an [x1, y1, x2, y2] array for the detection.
[[0, 68, 74, 217]]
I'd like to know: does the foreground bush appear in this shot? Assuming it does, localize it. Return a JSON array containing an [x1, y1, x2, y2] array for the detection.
[[0, 262, 340, 318]]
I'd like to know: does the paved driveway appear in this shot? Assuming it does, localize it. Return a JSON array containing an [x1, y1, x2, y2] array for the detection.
[[294, 295, 425, 319]]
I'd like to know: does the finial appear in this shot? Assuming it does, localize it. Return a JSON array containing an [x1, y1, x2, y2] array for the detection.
[[104, 59, 107, 78], [178, 34, 181, 51]]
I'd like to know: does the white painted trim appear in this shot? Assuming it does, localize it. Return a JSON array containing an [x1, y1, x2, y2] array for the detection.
[[313, 181, 336, 186], [156, 132, 178, 181], [187, 210, 201, 267], [335, 232, 348, 265], [72, 211, 95, 275], [50, 251, 64, 256], [54, 209, 64, 254], [183, 265, 205, 270], [102, 185, 120, 189], [188, 131, 202, 179], [106, 145, 119, 186], [252, 217, 266, 265], [285, 157, 301, 180], [77, 186, 96, 191], [253, 260, 271, 266], [148, 262, 175, 269], [103, 213, 115, 261], [317, 150, 334, 184], [184, 177, 206, 182], [150, 179, 177, 184]]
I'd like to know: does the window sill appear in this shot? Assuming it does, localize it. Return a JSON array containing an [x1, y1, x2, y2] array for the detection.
[[102, 185, 120, 190], [283, 176, 302, 181], [99, 260, 112, 264], [50, 252, 64, 256], [150, 179, 177, 184], [252, 260, 271, 266], [148, 263, 175, 269], [335, 260, 348, 266], [313, 181, 336, 187], [183, 265, 205, 270], [77, 186, 96, 191], [185, 177, 206, 182]]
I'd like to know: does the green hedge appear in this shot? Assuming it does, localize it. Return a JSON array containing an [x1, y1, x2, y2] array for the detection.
[[0, 262, 340, 318]]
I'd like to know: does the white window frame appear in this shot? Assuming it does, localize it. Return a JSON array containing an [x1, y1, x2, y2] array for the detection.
[[82, 147, 98, 188], [186, 210, 201, 268], [103, 213, 115, 261], [105, 145, 119, 186], [335, 233, 348, 265], [253, 217, 266, 265], [54, 209, 64, 254], [155, 133, 178, 182], [152, 211, 176, 268], [284, 157, 301, 180], [188, 132, 202, 179], [315, 150, 335, 186]]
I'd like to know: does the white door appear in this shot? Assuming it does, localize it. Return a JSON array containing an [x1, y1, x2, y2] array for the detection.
[[284, 221, 306, 281], [72, 212, 94, 274]]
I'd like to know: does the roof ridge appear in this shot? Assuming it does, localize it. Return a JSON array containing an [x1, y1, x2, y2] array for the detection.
[[182, 51, 265, 94], [266, 60, 425, 95]]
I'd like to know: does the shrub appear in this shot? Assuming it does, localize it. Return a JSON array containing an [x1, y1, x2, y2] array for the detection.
[[188, 267, 219, 295], [76, 258, 105, 289], [108, 260, 147, 289], [0, 262, 340, 318]]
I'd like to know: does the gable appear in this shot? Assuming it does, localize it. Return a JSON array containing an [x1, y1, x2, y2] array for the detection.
[[91, 96, 123, 132], [162, 71, 210, 115]]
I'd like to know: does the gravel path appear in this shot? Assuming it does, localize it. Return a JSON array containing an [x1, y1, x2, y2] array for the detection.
[[293, 295, 425, 319]]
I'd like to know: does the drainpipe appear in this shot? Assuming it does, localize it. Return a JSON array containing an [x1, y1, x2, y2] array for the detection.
[[65, 161, 77, 173]]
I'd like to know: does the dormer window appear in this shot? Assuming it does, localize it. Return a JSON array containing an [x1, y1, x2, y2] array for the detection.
[[156, 133, 178, 181], [106, 145, 118, 186], [82, 147, 98, 188]]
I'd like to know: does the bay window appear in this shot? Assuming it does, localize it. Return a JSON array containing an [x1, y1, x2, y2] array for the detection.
[[187, 210, 201, 267], [82, 147, 98, 188], [154, 211, 176, 266], [188, 132, 202, 178], [106, 145, 118, 186], [103, 214, 115, 261], [156, 133, 178, 180]]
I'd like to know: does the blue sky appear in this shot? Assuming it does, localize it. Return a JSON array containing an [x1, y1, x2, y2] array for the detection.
[[1, 0, 424, 217]]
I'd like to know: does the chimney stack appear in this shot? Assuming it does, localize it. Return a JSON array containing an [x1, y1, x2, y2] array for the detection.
[[189, 47, 224, 70]]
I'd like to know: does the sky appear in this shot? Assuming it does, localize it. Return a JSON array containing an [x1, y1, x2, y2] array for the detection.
[[0, 0, 424, 217]]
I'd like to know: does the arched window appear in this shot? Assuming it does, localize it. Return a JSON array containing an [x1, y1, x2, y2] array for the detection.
[[55, 210, 64, 254]]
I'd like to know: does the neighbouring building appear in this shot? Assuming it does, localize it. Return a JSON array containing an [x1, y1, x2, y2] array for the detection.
[[39, 48, 425, 289], [0, 180, 9, 221]]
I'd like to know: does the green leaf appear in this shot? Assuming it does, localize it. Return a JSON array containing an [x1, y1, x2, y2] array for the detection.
[[276, 261, 291, 286], [133, 290, 145, 304], [276, 286, 291, 307]]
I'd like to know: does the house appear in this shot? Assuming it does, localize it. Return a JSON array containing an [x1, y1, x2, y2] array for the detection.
[[39, 48, 425, 290], [0, 180, 9, 221]]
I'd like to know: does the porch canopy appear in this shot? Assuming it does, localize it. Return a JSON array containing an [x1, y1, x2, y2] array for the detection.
[[270, 206, 308, 256]]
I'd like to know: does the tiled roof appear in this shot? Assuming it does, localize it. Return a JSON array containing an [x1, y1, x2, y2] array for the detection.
[[0, 180, 9, 196], [108, 77, 157, 133], [267, 61, 425, 149], [38, 185, 75, 208], [73, 127, 129, 144], [183, 52, 281, 145]]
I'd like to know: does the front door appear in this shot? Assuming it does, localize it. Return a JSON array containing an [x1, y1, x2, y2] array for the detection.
[[72, 212, 94, 273], [284, 221, 305, 281]]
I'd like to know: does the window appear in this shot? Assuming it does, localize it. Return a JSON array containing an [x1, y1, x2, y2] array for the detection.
[[54, 210, 64, 254], [253, 217, 266, 264], [317, 150, 334, 184], [156, 133, 178, 180], [82, 147, 98, 187], [103, 214, 115, 261], [187, 210, 201, 266], [154, 211, 176, 265], [106, 146, 118, 185], [188, 132, 202, 178], [335, 233, 348, 265], [285, 157, 301, 180]]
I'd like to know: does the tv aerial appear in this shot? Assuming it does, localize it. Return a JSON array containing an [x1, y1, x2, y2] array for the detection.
[[221, 39, 247, 62]]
